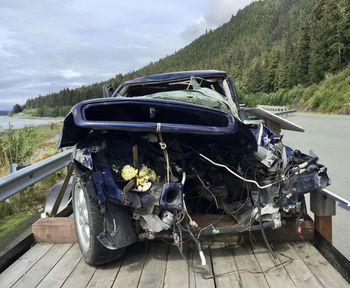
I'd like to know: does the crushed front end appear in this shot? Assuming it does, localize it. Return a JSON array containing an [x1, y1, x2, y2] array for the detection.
[[60, 72, 330, 265]]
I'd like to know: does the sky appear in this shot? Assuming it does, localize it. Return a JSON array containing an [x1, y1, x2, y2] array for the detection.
[[0, 0, 253, 110]]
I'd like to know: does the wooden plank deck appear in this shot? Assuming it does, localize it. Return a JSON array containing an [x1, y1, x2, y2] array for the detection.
[[0, 241, 348, 288]]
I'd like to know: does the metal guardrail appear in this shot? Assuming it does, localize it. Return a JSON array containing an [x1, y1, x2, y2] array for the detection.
[[257, 105, 297, 116], [257, 105, 289, 112], [321, 188, 350, 211], [0, 149, 73, 202], [274, 109, 297, 115]]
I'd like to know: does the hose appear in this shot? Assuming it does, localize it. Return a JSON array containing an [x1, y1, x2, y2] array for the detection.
[[187, 224, 206, 266]]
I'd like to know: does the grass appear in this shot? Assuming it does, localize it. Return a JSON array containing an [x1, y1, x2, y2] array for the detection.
[[0, 122, 65, 241], [0, 211, 32, 239], [33, 123, 62, 142], [0, 123, 62, 177]]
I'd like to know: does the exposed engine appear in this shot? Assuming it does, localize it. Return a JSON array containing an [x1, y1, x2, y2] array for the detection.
[[74, 122, 330, 257]]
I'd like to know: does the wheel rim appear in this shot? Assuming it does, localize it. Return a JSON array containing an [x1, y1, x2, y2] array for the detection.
[[74, 181, 90, 252]]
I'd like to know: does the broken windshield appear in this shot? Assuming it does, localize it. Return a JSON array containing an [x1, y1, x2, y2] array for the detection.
[[125, 77, 238, 117]]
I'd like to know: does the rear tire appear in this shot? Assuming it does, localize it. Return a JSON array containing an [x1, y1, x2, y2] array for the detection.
[[72, 176, 125, 265]]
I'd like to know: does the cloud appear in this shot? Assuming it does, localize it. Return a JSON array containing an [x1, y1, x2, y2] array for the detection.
[[0, 0, 253, 109], [181, 0, 254, 42], [181, 17, 208, 43], [60, 69, 83, 79]]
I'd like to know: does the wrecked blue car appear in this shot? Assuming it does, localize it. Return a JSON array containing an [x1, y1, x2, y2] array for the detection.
[[58, 70, 330, 265]]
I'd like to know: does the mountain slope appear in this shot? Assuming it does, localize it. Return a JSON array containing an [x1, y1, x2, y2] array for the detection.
[[239, 63, 350, 114], [25, 0, 350, 115]]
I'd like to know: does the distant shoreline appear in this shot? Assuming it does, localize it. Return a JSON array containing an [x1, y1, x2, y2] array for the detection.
[[0, 112, 64, 121], [0, 115, 63, 131]]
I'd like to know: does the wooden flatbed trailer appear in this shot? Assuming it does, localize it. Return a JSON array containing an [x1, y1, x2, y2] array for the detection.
[[0, 152, 349, 288], [0, 236, 349, 287], [1, 204, 349, 288]]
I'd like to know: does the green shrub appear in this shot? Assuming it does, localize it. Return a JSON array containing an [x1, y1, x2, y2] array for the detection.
[[0, 124, 65, 238], [240, 63, 350, 114], [0, 124, 36, 165]]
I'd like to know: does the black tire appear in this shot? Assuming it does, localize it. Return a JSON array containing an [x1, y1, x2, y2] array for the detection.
[[72, 176, 125, 265]]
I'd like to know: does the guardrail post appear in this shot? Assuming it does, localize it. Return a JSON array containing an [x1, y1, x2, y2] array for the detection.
[[310, 189, 336, 243], [9, 163, 18, 174]]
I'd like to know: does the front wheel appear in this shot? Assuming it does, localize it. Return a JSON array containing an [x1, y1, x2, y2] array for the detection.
[[72, 176, 125, 265]]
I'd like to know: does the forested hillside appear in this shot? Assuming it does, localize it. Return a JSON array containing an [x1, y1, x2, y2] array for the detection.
[[25, 0, 350, 116]]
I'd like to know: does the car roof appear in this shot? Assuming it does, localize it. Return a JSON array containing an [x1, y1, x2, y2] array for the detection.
[[124, 70, 227, 83], [114, 70, 228, 94]]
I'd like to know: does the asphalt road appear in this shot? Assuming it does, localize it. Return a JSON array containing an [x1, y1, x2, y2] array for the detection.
[[283, 112, 350, 260]]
